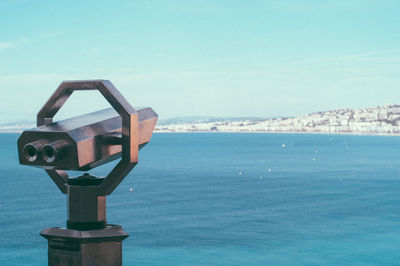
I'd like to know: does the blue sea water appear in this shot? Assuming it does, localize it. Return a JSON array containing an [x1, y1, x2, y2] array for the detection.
[[1, 133, 400, 265]]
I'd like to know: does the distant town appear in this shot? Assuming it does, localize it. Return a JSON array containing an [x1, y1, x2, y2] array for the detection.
[[2, 104, 400, 135], [155, 104, 400, 135]]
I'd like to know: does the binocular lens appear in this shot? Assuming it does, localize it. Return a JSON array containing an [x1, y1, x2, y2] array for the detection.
[[42, 144, 56, 163], [23, 143, 39, 162]]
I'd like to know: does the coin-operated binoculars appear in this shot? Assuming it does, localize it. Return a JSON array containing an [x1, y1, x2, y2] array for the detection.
[[17, 80, 157, 266]]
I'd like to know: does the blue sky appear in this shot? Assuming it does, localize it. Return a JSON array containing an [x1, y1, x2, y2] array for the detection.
[[0, 0, 399, 123]]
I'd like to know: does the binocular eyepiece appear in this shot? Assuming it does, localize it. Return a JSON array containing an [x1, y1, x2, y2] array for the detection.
[[23, 140, 67, 163], [23, 141, 40, 162]]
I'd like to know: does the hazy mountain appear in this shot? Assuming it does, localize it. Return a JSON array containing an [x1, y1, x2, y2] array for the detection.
[[157, 116, 267, 125]]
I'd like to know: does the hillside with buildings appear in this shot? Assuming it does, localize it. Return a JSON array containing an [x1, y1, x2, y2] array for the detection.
[[2, 104, 400, 135], [155, 104, 400, 134]]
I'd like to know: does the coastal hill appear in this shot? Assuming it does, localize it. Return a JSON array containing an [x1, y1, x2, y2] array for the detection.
[[3, 104, 400, 135], [155, 104, 400, 134]]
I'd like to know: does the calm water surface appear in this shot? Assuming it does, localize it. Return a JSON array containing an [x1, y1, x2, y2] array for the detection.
[[1, 133, 400, 265]]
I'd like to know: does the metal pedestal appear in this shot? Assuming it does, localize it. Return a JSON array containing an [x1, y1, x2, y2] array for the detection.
[[40, 225, 129, 266]]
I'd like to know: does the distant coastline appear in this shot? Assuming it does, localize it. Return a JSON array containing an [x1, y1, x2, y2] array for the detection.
[[0, 130, 22, 133], [154, 104, 400, 135], [3, 104, 400, 136], [5, 130, 400, 137], [2, 130, 400, 136], [153, 130, 400, 136]]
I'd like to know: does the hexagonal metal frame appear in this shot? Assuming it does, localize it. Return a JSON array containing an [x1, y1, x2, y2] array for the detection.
[[37, 80, 139, 196]]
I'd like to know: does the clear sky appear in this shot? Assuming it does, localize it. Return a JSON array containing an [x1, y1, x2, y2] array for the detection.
[[0, 0, 399, 123]]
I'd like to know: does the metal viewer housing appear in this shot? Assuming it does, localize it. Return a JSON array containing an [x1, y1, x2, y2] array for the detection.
[[18, 107, 157, 171]]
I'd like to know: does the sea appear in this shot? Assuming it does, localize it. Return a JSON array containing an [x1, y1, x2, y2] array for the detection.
[[1, 133, 400, 265]]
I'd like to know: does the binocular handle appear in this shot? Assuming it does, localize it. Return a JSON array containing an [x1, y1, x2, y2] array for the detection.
[[38, 80, 139, 196]]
